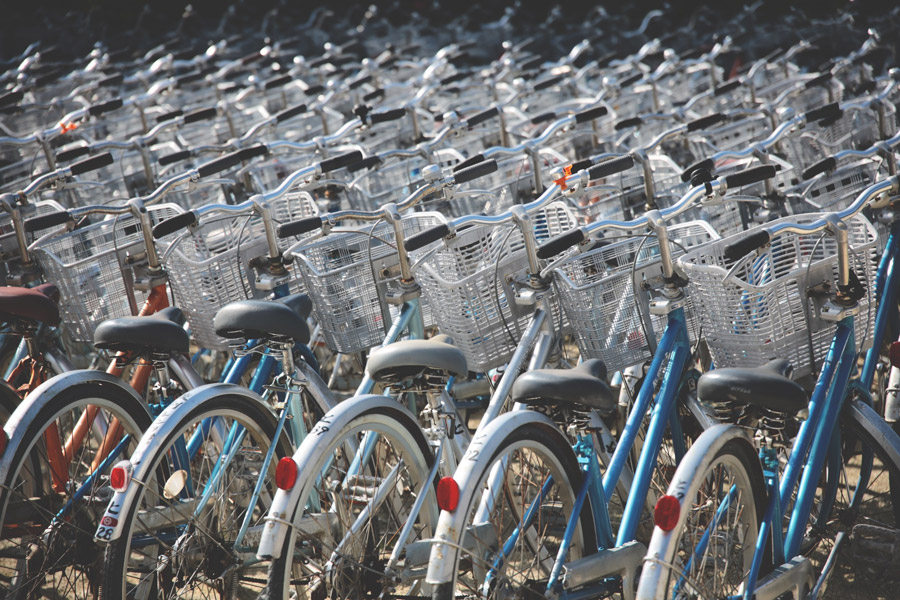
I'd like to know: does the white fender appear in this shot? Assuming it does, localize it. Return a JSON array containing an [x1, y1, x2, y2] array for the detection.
[[424, 410, 568, 586]]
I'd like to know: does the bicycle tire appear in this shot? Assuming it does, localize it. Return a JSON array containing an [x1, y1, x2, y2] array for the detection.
[[0, 374, 152, 599], [431, 418, 595, 600], [807, 397, 900, 598], [637, 426, 767, 600], [101, 391, 294, 599], [263, 400, 437, 600]]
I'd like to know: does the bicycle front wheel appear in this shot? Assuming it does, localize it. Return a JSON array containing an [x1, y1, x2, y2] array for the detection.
[[101, 391, 292, 599]]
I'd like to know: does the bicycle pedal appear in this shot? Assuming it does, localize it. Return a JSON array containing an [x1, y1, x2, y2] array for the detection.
[[849, 524, 900, 575]]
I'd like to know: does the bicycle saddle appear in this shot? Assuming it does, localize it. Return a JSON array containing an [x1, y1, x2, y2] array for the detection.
[[511, 359, 616, 415], [94, 307, 189, 354], [366, 334, 468, 383], [698, 358, 807, 413], [213, 293, 311, 345], [0, 285, 61, 326]]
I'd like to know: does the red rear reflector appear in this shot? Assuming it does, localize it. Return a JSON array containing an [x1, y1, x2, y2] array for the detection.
[[654, 495, 680, 531], [437, 477, 460, 511], [275, 457, 298, 490], [890, 342, 900, 369], [0, 428, 7, 456], [109, 461, 132, 492]]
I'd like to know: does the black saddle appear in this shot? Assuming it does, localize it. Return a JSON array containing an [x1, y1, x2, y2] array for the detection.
[[698, 359, 807, 414], [366, 334, 468, 383], [93, 307, 189, 355], [511, 359, 616, 415], [213, 293, 312, 345]]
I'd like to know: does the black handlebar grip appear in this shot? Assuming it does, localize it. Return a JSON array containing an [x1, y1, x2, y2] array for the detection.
[[347, 155, 382, 172], [466, 106, 499, 128], [69, 152, 113, 175], [724, 165, 778, 188], [803, 102, 841, 123], [159, 150, 192, 166], [370, 108, 406, 124], [534, 75, 565, 92], [714, 79, 742, 96], [274, 104, 308, 123], [536, 228, 586, 259], [454, 159, 498, 184], [575, 105, 608, 123], [440, 72, 468, 86], [197, 150, 246, 178], [615, 116, 643, 130], [588, 155, 635, 179], [25, 211, 72, 232], [454, 154, 485, 172], [687, 113, 726, 132], [681, 158, 715, 182], [176, 71, 206, 88], [680, 46, 705, 60], [0, 90, 23, 107], [264, 74, 292, 90], [156, 109, 184, 123], [56, 145, 91, 162], [569, 158, 593, 174], [88, 97, 123, 117], [805, 72, 833, 89], [802, 156, 837, 180], [348, 74, 373, 90], [619, 72, 643, 88], [184, 107, 217, 124], [519, 56, 542, 71], [305, 84, 325, 96], [320, 150, 363, 173], [723, 229, 771, 261], [240, 51, 263, 65], [308, 56, 329, 69], [241, 144, 269, 160], [363, 88, 385, 102], [404, 223, 451, 252], [277, 216, 323, 238], [98, 73, 124, 87], [530, 111, 556, 125], [152, 211, 198, 239]]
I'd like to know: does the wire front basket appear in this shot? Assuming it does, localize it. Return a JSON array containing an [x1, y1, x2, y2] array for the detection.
[[159, 192, 318, 350], [551, 221, 719, 374], [413, 202, 577, 372], [32, 204, 184, 347], [293, 212, 444, 355], [678, 213, 878, 378]]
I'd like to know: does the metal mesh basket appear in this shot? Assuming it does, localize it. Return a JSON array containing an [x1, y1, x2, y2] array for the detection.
[[293, 212, 445, 355], [687, 113, 774, 159], [551, 221, 719, 374], [795, 158, 882, 212], [0, 198, 66, 284], [31, 203, 184, 346], [568, 155, 687, 225], [678, 213, 878, 378], [159, 192, 318, 350], [413, 202, 577, 372]]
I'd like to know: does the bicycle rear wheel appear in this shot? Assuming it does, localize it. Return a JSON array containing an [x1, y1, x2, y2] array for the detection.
[[101, 391, 293, 599], [431, 420, 595, 600], [808, 397, 900, 599], [0, 374, 151, 599], [637, 428, 767, 600], [263, 400, 437, 600]]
